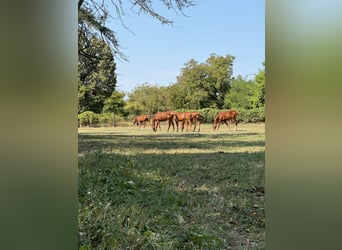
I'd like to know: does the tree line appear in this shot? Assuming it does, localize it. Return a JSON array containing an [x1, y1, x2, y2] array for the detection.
[[78, 52, 265, 126]]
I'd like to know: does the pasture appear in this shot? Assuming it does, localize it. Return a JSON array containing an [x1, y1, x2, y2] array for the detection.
[[78, 123, 265, 249]]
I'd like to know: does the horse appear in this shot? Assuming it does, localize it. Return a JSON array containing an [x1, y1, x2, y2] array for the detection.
[[133, 115, 149, 129], [213, 110, 239, 131], [188, 112, 205, 132], [173, 112, 193, 132], [151, 111, 175, 132]]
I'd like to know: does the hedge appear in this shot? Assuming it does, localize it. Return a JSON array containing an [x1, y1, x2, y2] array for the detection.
[[78, 112, 126, 127], [177, 107, 265, 123]]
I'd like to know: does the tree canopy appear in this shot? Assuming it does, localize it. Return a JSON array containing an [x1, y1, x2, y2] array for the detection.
[[172, 54, 234, 109], [78, 36, 117, 113]]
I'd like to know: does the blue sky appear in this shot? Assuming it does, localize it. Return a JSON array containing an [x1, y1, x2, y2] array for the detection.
[[109, 0, 264, 94]]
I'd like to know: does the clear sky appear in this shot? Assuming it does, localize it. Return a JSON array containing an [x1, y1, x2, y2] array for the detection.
[[109, 0, 265, 95]]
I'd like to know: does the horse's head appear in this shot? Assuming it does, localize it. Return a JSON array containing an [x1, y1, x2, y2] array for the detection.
[[212, 120, 217, 130], [133, 118, 137, 125]]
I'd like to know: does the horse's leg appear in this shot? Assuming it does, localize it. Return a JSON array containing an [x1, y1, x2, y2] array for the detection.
[[197, 120, 200, 132], [224, 120, 231, 130], [192, 118, 196, 132], [167, 120, 171, 132], [217, 119, 222, 131], [175, 119, 179, 132], [171, 120, 175, 132], [158, 121, 161, 131], [233, 118, 237, 131]]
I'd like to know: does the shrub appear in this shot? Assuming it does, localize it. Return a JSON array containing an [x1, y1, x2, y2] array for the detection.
[[78, 111, 99, 127], [237, 107, 265, 123], [98, 113, 113, 127], [187, 107, 265, 123]]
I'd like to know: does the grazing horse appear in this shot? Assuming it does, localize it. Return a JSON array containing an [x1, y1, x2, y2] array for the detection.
[[133, 115, 149, 129], [189, 112, 205, 132], [213, 110, 239, 131], [173, 112, 193, 132], [151, 111, 175, 132]]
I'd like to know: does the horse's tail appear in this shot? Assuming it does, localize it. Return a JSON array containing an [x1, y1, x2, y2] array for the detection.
[[199, 114, 205, 120]]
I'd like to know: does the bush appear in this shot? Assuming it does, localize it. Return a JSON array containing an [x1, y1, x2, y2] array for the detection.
[[237, 107, 265, 123], [183, 107, 265, 123], [200, 108, 221, 123], [78, 112, 129, 127], [98, 113, 113, 127], [78, 111, 99, 127]]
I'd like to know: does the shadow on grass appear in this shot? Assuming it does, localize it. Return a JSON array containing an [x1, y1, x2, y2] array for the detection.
[[78, 132, 265, 154], [79, 149, 265, 249]]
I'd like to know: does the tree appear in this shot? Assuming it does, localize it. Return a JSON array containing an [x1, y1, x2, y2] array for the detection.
[[78, 36, 117, 113], [78, 0, 195, 59], [78, 0, 196, 115], [102, 90, 126, 116], [251, 63, 265, 108], [174, 54, 234, 109], [224, 75, 257, 110], [126, 83, 169, 115]]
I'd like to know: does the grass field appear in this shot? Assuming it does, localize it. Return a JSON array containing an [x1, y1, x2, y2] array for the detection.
[[78, 123, 265, 249]]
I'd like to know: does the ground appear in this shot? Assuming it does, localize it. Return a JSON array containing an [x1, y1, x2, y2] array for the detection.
[[78, 123, 265, 249]]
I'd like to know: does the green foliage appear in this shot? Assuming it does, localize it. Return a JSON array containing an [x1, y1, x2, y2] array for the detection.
[[102, 90, 126, 115], [174, 54, 234, 109], [78, 35, 117, 114], [127, 83, 170, 114], [78, 111, 129, 127], [97, 113, 113, 127], [199, 108, 221, 122], [224, 75, 257, 110], [78, 111, 99, 127], [251, 65, 265, 108], [237, 107, 265, 123]]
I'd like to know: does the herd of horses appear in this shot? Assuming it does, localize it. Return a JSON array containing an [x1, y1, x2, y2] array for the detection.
[[133, 110, 239, 132]]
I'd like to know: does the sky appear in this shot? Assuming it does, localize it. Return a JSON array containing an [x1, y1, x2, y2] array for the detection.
[[109, 0, 265, 95]]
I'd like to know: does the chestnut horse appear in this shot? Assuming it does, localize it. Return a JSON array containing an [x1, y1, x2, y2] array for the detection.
[[189, 112, 205, 132], [151, 111, 175, 132], [173, 112, 193, 132], [213, 110, 239, 131], [133, 115, 149, 129]]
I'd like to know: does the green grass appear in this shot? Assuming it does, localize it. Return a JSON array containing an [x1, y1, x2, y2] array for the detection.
[[78, 123, 265, 249]]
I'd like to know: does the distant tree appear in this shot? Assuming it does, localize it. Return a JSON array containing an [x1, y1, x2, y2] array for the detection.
[[224, 75, 257, 110], [127, 83, 168, 115], [174, 54, 234, 109], [102, 90, 126, 116], [251, 63, 265, 108]]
